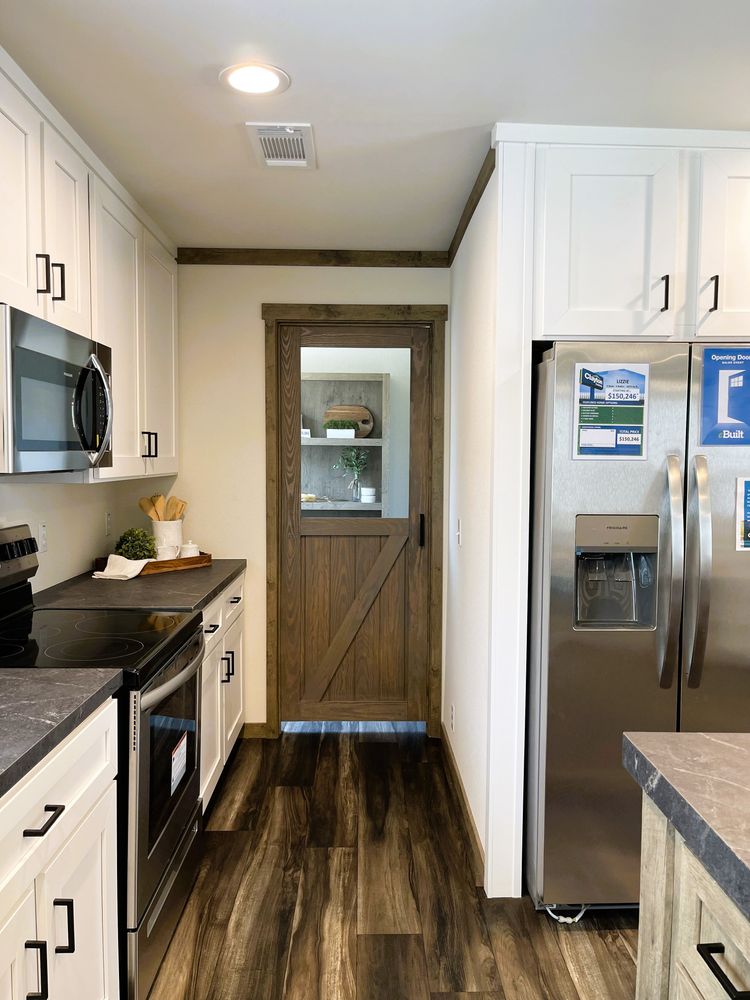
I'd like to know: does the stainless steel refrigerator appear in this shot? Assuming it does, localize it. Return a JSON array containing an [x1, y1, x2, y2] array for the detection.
[[527, 341, 750, 909]]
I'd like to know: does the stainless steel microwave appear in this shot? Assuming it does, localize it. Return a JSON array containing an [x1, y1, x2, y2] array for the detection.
[[0, 305, 113, 473]]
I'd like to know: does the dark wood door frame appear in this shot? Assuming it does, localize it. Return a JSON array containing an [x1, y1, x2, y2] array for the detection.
[[261, 304, 447, 738]]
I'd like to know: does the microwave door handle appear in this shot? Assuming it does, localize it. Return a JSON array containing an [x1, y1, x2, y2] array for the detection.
[[89, 353, 113, 468], [686, 455, 712, 688], [140, 639, 204, 711], [659, 454, 685, 688]]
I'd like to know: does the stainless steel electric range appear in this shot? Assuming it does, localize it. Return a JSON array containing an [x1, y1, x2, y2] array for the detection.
[[0, 524, 204, 1000]]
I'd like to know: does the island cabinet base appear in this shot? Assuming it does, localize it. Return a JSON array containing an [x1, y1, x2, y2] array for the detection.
[[637, 793, 750, 999]]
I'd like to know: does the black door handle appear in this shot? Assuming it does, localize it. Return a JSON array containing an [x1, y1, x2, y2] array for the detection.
[[25, 940, 49, 999], [204, 623, 220, 635], [709, 274, 720, 312], [152, 431, 158, 458], [23, 804, 64, 838], [226, 650, 235, 677], [141, 431, 150, 458], [51, 262, 66, 302], [53, 899, 75, 954], [229, 596, 242, 604], [36, 253, 52, 295], [141, 431, 158, 458], [221, 655, 232, 682], [419, 513, 426, 547], [697, 943, 750, 998], [660, 274, 670, 312]]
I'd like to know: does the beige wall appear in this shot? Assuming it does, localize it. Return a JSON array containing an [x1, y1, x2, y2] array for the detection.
[[0, 476, 176, 593], [176, 265, 450, 724]]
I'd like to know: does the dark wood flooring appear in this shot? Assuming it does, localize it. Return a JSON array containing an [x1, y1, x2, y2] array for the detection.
[[151, 724, 638, 1000]]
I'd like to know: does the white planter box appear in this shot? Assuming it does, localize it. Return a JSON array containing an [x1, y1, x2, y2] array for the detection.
[[326, 428, 356, 438]]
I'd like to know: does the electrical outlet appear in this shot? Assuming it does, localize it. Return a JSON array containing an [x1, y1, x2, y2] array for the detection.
[[450, 704, 456, 733], [104, 511, 112, 537], [456, 518, 462, 547], [38, 522, 48, 554]]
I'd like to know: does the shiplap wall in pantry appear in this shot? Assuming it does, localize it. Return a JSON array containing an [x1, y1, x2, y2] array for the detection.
[[173, 265, 450, 727]]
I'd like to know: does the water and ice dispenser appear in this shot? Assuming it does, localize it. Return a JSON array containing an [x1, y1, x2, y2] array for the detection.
[[575, 515, 658, 628]]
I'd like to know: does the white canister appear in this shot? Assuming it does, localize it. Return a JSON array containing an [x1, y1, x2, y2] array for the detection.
[[179, 540, 200, 558], [360, 487, 377, 504], [153, 520, 183, 551]]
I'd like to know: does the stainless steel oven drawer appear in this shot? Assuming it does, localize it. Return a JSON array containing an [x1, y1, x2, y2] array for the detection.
[[127, 803, 202, 1000]]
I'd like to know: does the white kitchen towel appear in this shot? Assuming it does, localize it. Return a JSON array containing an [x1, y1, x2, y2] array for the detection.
[[92, 554, 151, 580]]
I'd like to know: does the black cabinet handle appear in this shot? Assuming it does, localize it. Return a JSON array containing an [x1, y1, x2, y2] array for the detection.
[[204, 623, 220, 635], [660, 274, 670, 312], [25, 940, 49, 999], [141, 431, 151, 459], [697, 943, 750, 998], [229, 596, 242, 604], [227, 650, 235, 677], [23, 804, 64, 838], [51, 262, 66, 302], [141, 431, 159, 458], [710, 274, 720, 312], [152, 431, 158, 458], [419, 513, 426, 547], [221, 655, 232, 683], [36, 254, 52, 295], [53, 899, 75, 954]]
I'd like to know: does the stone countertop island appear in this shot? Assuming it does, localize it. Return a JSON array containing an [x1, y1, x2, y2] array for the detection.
[[624, 731, 750, 1000]]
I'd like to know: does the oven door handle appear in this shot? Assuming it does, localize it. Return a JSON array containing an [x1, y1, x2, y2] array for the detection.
[[141, 639, 204, 711]]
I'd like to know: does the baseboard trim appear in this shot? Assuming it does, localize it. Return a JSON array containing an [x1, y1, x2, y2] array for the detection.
[[440, 722, 485, 887], [242, 722, 278, 739]]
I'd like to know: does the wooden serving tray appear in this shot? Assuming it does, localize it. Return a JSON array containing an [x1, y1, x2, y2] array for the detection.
[[93, 552, 212, 575], [141, 552, 212, 575]]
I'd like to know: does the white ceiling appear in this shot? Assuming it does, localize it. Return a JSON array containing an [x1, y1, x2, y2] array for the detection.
[[2, 0, 750, 250]]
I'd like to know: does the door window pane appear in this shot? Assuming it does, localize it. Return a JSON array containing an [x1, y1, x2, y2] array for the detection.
[[300, 347, 411, 518]]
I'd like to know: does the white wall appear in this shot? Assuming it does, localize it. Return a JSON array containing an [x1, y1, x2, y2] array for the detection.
[[444, 173, 499, 858], [175, 265, 450, 725], [0, 476, 176, 592]]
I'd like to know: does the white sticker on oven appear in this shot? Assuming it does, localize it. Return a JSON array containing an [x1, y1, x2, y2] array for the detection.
[[170, 732, 188, 795]]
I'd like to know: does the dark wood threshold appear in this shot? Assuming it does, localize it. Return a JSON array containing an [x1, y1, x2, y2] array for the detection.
[[448, 147, 497, 265], [440, 722, 485, 887], [177, 247, 449, 267], [242, 721, 277, 739]]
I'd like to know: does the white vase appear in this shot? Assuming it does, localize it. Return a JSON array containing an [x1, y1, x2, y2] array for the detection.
[[153, 520, 183, 551]]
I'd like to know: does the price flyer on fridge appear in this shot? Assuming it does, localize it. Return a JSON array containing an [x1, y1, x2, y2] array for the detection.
[[573, 363, 650, 460]]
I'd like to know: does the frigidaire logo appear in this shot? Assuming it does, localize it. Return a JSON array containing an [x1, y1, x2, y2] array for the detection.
[[606, 525, 628, 531]]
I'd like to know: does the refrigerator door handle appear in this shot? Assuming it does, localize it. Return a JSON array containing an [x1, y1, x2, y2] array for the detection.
[[686, 455, 712, 688], [660, 454, 685, 688]]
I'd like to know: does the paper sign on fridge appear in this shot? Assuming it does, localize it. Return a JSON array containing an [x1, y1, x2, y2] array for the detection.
[[574, 363, 649, 460], [701, 349, 750, 446]]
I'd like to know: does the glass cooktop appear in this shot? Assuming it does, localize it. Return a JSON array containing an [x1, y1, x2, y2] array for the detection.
[[0, 608, 199, 672]]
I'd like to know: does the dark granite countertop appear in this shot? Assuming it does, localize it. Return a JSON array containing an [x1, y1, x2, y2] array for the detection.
[[35, 558, 246, 612], [624, 732, 750, 920], [0, 669, 122, 797]]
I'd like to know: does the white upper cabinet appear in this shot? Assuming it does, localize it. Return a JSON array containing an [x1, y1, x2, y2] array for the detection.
[[0, 73, 43, 316], [696, 150, 750, 339], [143, 231, 178, 475], [90, 177, 146, 479], [41, 123, 92, 337], [534, 146, 681, 339]]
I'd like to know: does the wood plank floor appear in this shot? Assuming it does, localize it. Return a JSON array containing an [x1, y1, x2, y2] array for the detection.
[[152, 724, 638, 1000]]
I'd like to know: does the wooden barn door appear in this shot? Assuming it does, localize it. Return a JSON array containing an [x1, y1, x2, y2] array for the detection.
[[276, 323, 433, 723]]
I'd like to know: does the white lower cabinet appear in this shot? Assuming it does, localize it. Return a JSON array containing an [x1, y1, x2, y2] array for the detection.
[[0, 701, 119, 1000], [199, 643, 224, 808], [200, 577, 246, 811], [37, 783, 118, 1000], [222, 613, 245, 762], [0, 886, 37, 1000]]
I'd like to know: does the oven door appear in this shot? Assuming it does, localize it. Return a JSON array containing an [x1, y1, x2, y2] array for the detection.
[[2, 305, 113, 472], [128, 629, 203, 926]]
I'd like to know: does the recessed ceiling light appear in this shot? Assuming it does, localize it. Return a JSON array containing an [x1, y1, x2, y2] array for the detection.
[[219, 62, 291, 95]]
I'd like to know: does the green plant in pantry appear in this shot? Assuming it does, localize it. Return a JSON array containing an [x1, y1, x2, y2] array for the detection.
[[323, 419, 359, 431], [114, 528, 157, 560], [338, 446, 368, 478]]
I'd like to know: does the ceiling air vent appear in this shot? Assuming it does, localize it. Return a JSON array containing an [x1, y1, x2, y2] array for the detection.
[[246, 122, 317, 169]]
